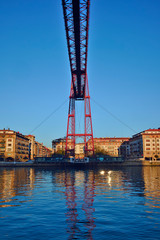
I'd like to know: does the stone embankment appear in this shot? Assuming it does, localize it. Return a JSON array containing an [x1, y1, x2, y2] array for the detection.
[[0, 159, 160, 167], [122, 159, 160, 166]]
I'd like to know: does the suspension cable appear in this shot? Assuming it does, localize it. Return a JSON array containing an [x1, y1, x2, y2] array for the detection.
[[91, 97, 137, 134], [29, 98, 68, 134]]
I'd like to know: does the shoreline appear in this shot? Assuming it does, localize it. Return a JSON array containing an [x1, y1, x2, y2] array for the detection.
[[0, 160, 160, 167]]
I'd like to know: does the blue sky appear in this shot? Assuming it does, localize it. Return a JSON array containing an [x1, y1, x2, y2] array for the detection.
[[0, 0, 160, 147]]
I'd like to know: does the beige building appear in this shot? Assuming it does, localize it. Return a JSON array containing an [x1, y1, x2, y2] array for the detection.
[[52, 137, 130, 157], [52, 138, 86, 158], [93, 137, 130, 156], [75, 143, 85, 159], [26, 135, 35, 160], [129, 128, 160, 160], [34, 141, 52, 158], [0, 129, 29, 162], [51, 129, 160, 160], [25, 135, 52, 159], [0, 129, 52, 162], [52, 138, 66, 154]]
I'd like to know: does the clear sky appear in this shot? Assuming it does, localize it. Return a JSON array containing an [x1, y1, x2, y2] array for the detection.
[[0, 0, 160, 147]]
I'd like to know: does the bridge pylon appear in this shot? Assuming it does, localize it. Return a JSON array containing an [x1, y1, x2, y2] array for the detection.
[[62, 0, 94, 158], [66, 74, 94, 157]]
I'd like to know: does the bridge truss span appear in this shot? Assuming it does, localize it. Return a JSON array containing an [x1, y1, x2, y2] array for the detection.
[[62, 0, 90, 99], [62, 0, 94, 157]]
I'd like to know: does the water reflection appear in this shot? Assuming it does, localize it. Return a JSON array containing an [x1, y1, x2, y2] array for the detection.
[[0, 168, 35, 207], [64, 170, 95, 239], [143, 167, 160, 208], [82, 171, 95, 240], [0, 167, 160, 239], [65, 171, 78, 239]]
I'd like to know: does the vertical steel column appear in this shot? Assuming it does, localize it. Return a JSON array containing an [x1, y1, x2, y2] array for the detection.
[[84, 75, 94, 155], [62, 0, 94, 157], [66, 81, 75, 156]]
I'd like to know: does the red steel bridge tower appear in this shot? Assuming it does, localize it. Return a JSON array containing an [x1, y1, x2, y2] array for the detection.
[[62, 0, 94, 157]]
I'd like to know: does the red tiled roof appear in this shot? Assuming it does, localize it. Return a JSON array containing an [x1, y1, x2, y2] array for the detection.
[[146, 129, 160, 132], [94, 137, 130, 140]]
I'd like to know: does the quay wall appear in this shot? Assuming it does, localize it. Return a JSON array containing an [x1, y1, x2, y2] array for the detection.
[[0, 159, 160, 167]]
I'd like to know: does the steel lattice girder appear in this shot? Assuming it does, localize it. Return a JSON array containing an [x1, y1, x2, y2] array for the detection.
[[62, 0, 90, 99]]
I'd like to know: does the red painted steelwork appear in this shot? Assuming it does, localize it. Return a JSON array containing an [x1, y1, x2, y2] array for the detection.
[[66, 76, 94, 156], [62, 0, 90, 99], [62, 0, 94, 157], [84, 75, 94, 154], [66, 82, 75, 157]]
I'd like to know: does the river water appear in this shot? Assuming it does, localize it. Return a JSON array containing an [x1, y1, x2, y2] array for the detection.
[[0, 166, 160, 240]]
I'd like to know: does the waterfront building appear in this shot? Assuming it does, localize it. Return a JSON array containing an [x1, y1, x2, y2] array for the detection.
[[89, 137, 130, 157], [25, 136, 52, 159], [52, 138, 86, 158], [34, 141, 52, 158], [0, 129, 52, 161], [75, 143, 85, 159], [128, 128, 160, 160], [119, 140, 130, 158], [34, 141, 39, 157], [0, 129, 29, 162], [52, 138, 66, 154], [43, 146, 52, 157], [25, 135, 35, 160], [52, 137, 130, 157], [52, 129, 160, 160]]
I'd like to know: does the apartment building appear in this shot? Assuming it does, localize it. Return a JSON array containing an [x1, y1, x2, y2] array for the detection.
[[34, 141, 52, 158], [52, 137, 130, 157], [0, 129, 52, 161], [129, 129, 160, 160], [0, 129, 29, 162], [26, 135, 35, 160], [52, 138, 86, 157], [75, 143, 85, 158], [52, 138, 66, 154], [119, 140, 130, 158], [52, 129, 160, 160], [93, 137, 130, 156]]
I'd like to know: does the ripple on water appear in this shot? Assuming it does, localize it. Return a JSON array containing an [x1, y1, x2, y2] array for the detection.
[[0, 167, 160, 239]]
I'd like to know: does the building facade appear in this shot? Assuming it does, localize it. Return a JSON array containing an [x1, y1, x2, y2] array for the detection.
[[34, 141, 52, 158], [52, 138, 85, 158], [26, 135, 36, 160], [128, 129, 160, 160], [52, 138, 66, 154], [93, 137, 130, 156], [0, 129, 29, 162], [25, 135, 52, 159], [0, 129, 52, 162], [52, 137, 130, 157], [52, 129, 160, 160]]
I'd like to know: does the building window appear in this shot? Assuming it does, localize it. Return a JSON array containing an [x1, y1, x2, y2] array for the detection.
[[146, 148, 150, 150], [146, 140, 150, 142], [8, 139, 13, 142], [7, 148, 12, 152], [8, 144, 12, 147], [146, 144, 150, 146]]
